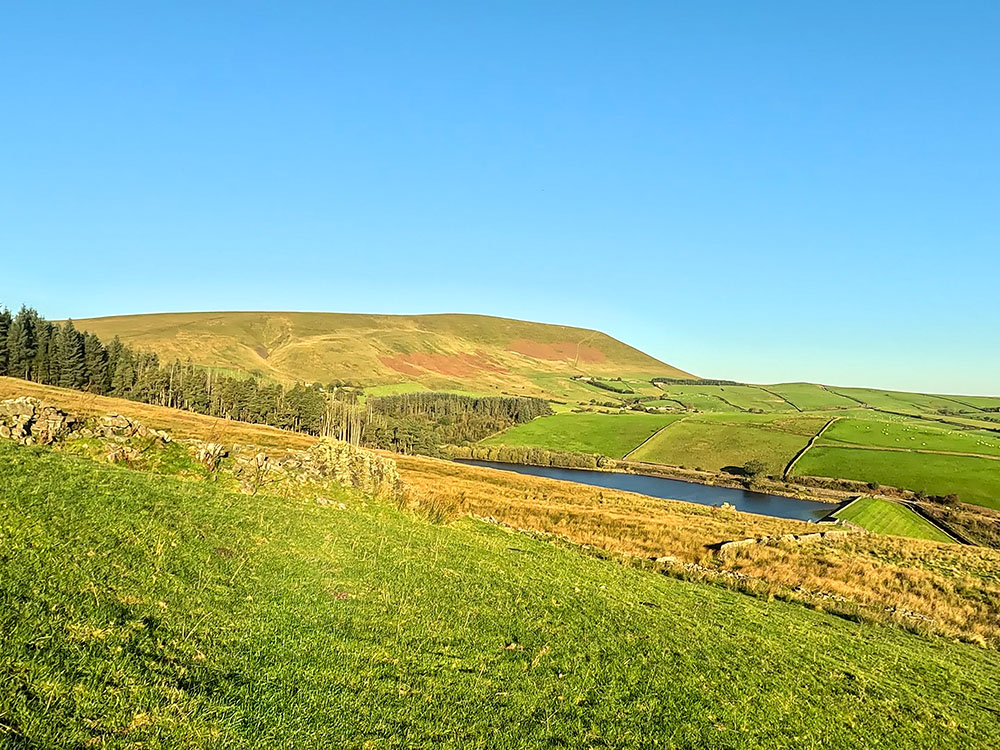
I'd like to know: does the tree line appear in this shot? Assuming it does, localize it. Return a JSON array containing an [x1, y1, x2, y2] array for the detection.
[[369, 392, 550, 444]]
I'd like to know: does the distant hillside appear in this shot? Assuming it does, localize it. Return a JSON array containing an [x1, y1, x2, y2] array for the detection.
[[72, 311, 692, 396]]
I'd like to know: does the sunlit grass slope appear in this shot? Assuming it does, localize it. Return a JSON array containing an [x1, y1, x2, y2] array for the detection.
[[2, 443, 1000, 747], [71, 311, 692, 396], [835, 497, 956, 543]]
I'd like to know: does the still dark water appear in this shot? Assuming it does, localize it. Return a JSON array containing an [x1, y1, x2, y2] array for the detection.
[[457, 460, 840, 522]]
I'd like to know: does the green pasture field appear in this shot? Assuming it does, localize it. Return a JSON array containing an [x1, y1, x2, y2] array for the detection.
[[526, 374, 625, 405], [481, 412, 683, 458], [652, 385, 796, 413], [829, 388, 981, 416], [764, 383, 861, 411], [834, 496, 955, 543], [651, 386, 744, 413], [628, 413, 827, 475], [819, 416, 1000, 458], [794, 446, 1000, 510], [363, 382, 430, 396], [2, 443, 999, 747], [946, 394, 1000, 411]]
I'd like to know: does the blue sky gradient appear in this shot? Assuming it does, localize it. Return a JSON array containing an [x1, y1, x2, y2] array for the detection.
[[2, 2, 997, 394]]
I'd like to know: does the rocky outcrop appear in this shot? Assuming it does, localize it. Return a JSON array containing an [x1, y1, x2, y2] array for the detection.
[[0, 398, 169, 446], [0, 397, 404, 503], [98, 414, 170, 442], [0, 397, 77, 445], [308, 439, 402, 500], [195, 442, 228, 470], [716, 529, 854, 555]]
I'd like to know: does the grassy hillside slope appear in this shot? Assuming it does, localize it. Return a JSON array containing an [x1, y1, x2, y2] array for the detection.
[[72, 311, 692, 395], [4, 377, 1000, 647], [3, 442, 1000, 747]]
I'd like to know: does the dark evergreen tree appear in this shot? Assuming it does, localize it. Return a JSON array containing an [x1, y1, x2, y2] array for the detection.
[[33, 322, 59, 385], [82, 332, 109, 392], [58, 321, 87, 389], [7, 307, 38, 380]]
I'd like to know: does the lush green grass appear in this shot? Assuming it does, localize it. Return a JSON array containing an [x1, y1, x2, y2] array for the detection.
[[765, 383, 860, 411], [948, 394, 1000, 411], [829, 387, 982, 416], [652, 386, 744, 413], [650, 385, 796, 413], [3, 443, 1000, 747], [481, 412, 683, 458], [629, 414, 827, 474], [834, 497, 956, 543], [795, 446, 1000, 510], [820, 415, 1000, 457]]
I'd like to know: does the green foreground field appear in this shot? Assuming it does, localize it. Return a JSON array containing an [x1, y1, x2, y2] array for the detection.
[[834, 497, 956, 543], [481, 412, 682, 458], [2, 442, 1000, 747]]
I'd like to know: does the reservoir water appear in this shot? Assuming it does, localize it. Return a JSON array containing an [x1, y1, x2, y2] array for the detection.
[[457, 460, 840, 522]]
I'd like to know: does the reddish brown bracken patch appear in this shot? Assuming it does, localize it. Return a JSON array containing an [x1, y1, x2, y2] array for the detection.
[[379, 351, 508, 378], [507, 338, 606, 364]]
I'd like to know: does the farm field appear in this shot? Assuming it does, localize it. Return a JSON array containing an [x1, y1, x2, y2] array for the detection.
[[828, 387, 988, 417], [764, 383, 861, 411], [481, 412, 683, 458], [834, 497, 956, 543], [949, 394, 1000, 411], [819, 415, 1000, 457], [656, 384, 797, 413], [794, 447, 1000, 510], [628, 413, 828, 475], [649, 386, 744, 413], [3, 441, 1000, 747]]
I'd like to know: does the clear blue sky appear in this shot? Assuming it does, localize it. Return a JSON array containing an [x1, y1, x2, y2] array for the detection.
[[2, 2, 997, 395]]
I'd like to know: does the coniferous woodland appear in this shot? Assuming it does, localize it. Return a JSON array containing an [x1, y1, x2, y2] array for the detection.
[[0, 305, 549, 454]]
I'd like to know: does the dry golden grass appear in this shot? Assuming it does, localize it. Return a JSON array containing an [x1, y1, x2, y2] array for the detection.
[[0, 378, 314, 449], [3, 376, 1000, 646], [393, 453, 811, 560]]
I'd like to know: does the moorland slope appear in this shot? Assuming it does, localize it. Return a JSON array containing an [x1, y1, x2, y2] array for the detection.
[[72, 311, 692, 396]]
